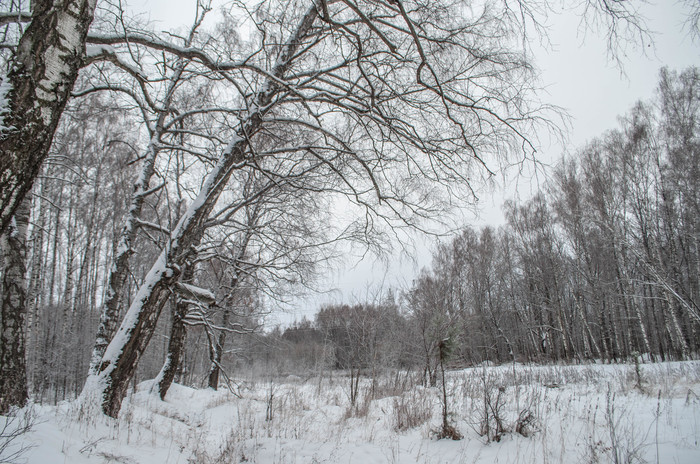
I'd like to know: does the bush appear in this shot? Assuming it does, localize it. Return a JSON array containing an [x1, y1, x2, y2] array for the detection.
[[393, 389, 432, 432]]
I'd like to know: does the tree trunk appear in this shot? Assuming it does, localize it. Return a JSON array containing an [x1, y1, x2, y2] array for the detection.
[[82, 5, 320, 418], [154, 267, 193, 400], [0, 197, 31, 413], [0, 0, 97, 235], [26, 184, 46, 392], [207, 308, 230, 390]]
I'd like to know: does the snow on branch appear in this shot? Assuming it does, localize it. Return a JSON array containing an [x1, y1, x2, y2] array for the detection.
[[134, 218, 171, 235], [175, 282, 217, 305], [84, 44, 147, 80], [86, 33, 246, 73]]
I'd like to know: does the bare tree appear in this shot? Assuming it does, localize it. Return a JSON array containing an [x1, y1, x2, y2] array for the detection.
[[80, 0, 553, 417], [408, 67, 700, 366]]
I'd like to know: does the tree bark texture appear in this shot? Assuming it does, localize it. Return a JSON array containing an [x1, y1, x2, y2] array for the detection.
[[155, 266, 193, 400], [0, 197, 30, 413]]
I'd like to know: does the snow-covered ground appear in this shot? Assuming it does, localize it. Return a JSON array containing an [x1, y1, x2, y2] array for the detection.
[[4, 361, 700, 463]]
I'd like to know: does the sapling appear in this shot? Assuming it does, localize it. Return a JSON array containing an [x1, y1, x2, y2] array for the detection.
[[632, 351, 645, 391], [436, 336, 462, 440]]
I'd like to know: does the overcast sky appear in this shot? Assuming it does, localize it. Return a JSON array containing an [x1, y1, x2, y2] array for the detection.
[[129, 0, 700, 325]]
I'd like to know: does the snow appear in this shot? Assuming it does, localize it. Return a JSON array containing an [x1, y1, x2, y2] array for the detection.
[[85, 43, 148, 80], [176, 282, 216, 302], [85, 43, 116, 57], [7, 361, 700, 463]]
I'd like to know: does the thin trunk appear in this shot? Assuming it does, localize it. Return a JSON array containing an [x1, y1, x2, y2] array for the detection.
[[575, 292, 601, 358], [47, 188, 63, 306], [26, 184, 46, 391], [667, 298, 690, 359], [60, 200, 76, 400], [208, 308, 230, 390]]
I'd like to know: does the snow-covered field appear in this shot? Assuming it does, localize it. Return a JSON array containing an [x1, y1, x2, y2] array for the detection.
[[4, 361, 700, 463]]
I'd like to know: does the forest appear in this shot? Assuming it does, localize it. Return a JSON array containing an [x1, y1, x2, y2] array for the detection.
[[0, 0, 699, 462], [250, 67, 700, 378]]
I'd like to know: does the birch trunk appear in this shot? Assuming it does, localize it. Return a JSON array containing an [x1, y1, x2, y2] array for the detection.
[[0, 0, 97, 235], [0, 197, 31, 413]]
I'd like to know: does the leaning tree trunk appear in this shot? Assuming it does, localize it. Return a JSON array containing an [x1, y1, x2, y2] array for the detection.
[[89, 26, 199, 374], [82, 5, 320, 418], [154, 266, 193, 400], [0, 0, 97, 235], [0, 197, 30, 413]]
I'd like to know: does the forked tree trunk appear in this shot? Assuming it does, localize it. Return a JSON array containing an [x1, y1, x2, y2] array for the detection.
[[83, 5, 320, 418]]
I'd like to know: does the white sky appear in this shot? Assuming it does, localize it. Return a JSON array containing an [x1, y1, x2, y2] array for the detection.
[[127, 0, 700, 325]]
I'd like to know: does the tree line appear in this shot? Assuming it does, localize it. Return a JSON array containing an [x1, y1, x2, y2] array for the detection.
[[267, 68, 700, 381]]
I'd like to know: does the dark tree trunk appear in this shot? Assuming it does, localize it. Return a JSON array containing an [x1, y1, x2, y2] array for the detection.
[[0, 197, 30, 413], [155, 267, 193, 400], [208, 308, 230, 390]]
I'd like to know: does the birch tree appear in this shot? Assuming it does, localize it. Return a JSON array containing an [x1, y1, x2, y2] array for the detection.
[[0, 0, 97, 234], [0, 0, 97, 414]]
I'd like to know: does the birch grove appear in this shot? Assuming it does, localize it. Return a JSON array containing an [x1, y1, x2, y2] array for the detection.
[[0, 0, 694, 421], [77, 0, 550, 417]]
